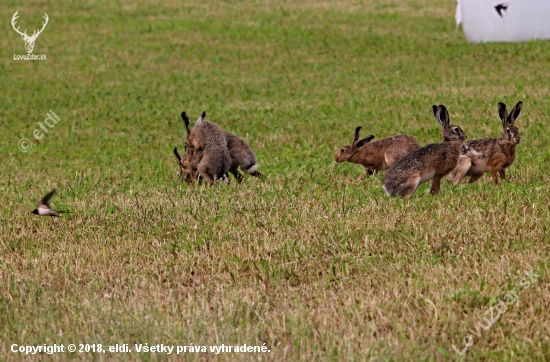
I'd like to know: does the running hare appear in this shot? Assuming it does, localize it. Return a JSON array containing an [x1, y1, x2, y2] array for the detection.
[[451, 101, 522, 185], [383, 105, 467, 197], [334, 127, 420, 175]]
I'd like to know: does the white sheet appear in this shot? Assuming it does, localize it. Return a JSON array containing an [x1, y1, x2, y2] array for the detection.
[[457, 0, 550, 43]]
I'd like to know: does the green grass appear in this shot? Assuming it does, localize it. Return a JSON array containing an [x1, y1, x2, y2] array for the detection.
[[1, 0, 550, 360]]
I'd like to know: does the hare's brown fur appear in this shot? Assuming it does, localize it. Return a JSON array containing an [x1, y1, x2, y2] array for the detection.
[[383, 105, 467, 197], [451, 101, 522, 185], [334, 128, 420, 174], [174, 147, 193, 183], [181, 145, 202, 183], [225, 132, 263, 181]]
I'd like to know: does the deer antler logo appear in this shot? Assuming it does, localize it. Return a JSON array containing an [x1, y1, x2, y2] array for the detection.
[[11, 11, 49, 54]]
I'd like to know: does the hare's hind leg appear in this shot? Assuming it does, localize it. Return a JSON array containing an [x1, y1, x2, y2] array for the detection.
[[402, 174, 422, 198], [451, 156, 471, 186], [229, 168, 244, 183], [249, 170, 264, 179], [197, 163, 215, 185], [498, 169, 506, 180]]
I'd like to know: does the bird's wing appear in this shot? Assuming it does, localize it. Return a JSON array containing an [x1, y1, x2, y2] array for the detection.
[[37, 189, 56, 207]]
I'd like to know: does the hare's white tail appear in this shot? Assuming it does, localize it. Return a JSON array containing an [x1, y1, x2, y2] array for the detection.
[[243, 163, 259, 174]]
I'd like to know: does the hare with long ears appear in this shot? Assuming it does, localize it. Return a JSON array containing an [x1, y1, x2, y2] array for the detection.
[[451, 101, 522, 185], [383, 105, 467, 197], [182, 111, 232, 185], [334, 127, 421, 175]]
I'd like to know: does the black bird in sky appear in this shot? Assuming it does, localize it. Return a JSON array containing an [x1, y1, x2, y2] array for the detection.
[[495, 3, 509, 18]]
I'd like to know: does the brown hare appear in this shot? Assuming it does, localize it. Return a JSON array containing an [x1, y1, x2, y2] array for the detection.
[[180, 112, 263, 183], [451, 101, 522, 185], [383, 105, 467, 197], [334, 127, 421, 175], [182, 111, 232, 185]]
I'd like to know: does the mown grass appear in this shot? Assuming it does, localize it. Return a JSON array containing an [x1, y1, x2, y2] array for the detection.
[[1, 0, 549, 360]]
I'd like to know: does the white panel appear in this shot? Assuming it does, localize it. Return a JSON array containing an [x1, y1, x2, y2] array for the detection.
[[459, 0, 550, 43]]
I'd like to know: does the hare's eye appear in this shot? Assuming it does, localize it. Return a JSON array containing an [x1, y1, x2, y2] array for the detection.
[[341, 149, 345, 153], [506, 129, 511, 134]]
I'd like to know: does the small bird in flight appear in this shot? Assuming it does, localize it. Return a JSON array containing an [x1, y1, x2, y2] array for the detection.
[[30, 189, 65, 216], [495, 3, 509, 18]]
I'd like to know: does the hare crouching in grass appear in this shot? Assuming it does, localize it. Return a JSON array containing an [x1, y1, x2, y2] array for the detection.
[[383, 105, 467, 197], [334, 127, 421, 175], [451, 101, 522, 186]]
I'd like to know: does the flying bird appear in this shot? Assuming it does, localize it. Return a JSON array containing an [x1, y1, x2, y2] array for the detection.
[[495, 3, 509, 17], [30, 189, 65, 216]]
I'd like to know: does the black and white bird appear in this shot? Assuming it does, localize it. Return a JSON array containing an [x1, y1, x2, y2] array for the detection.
[[31, 189, 65, 216]]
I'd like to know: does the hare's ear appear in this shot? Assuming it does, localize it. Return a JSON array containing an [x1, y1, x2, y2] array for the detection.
[[352, 127, 362, 145], [498, 102, 508, 129], [432, 105, 443, 127], [197, 111, 206, 124], [508, 101, 522, 125], [439, 105, 450, 129], [174, 147, 182, 162], [181, 112, 191, 134], [356, 135, 375, 148]]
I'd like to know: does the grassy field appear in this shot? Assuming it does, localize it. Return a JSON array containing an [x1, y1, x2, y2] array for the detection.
[[1, 0, 550, 360]]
